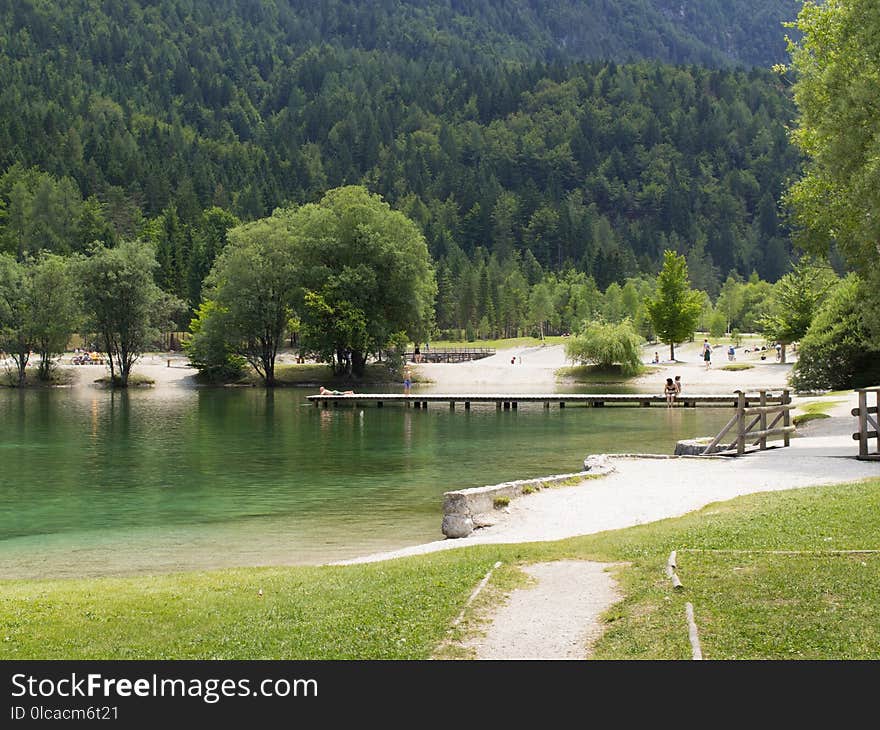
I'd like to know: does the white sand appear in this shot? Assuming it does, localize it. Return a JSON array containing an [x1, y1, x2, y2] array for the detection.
[[338, 345, 876, 564]]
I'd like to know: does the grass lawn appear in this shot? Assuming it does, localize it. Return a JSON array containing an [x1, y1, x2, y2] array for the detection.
[[2, 479, 878, 659], [235, 362, 427, 387], [1, 368, 76, 387], [792, 399, 844, 427], [720, 363, 754, 371]]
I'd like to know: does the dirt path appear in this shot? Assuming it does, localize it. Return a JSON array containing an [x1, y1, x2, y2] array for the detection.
[[468, 561, 623, 660]]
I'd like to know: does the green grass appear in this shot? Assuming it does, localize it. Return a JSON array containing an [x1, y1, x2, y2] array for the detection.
[[0, 368, 76, 387], [720, 363, 754, 371], [237, 362, 428, 387], [556, 364, 655, 383], [93, 373, 156, 387], [2, 479, 879, 659], [792, 399, 844, 427]]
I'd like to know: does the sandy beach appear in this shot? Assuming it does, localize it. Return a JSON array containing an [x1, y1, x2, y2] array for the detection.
[[336, 340, 878, 564]]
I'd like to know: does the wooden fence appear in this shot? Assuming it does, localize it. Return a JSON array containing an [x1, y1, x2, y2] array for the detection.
[[852, 386, 880, 460], [404, 347, 495, 363], [702, 389, 794, 456]]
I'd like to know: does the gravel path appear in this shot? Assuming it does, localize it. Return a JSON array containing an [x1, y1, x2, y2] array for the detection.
[[471, 561, 623, 660]]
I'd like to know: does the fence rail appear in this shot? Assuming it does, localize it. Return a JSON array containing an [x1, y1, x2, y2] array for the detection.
[[852, 386, 880, 460], [404, 347, 495, 363], [702, 389, 793, 456]]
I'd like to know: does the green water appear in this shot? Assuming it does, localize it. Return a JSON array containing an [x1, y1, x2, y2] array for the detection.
[[0, 387, 732, 579]]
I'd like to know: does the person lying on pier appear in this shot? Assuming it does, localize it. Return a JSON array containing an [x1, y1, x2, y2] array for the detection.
[[319, 386, 355, 396]]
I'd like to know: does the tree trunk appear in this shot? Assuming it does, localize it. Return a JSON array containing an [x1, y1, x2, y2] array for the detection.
[[38, 353, 51, 381], [669, 342, 675, 361], [780, 343, 787, 364], [351, 350, 367, 377]]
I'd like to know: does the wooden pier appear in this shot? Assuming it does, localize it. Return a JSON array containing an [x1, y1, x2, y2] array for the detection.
[[307, 391, 789, 410], [404, 347, 495, 363]]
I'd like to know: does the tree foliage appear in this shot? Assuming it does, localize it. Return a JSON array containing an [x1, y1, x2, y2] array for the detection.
[[77, 241, 175, 387], [28, 253, 80, 380], [0, 254, 34, 384], [759, 257, 836, 361], [783, 0, 880, 278], [184, 300, 246, 383], [289, 186, 437, 376], [791, 275, 880, 390], [205, 217, 300, 387], [646, 250, 703, 360], [565, 318, 644, 375]]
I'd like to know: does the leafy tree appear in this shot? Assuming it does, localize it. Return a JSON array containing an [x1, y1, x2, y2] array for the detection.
[[565, 319, 644, 376], [0, 254, 34, 384], [289, 186, 436, 376], [759, 258, 836, 362], [28, 254, 80, 380], [783, 0, 880, 278], [791, 275, 880, 390], [528, 282, 555, 340], [184, 300, 246, 382], [205, 217, 299, 387], [77, 241, 174, 387], [646, 250, 703, 361]]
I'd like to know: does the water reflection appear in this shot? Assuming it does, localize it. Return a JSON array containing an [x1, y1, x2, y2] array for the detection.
[[0, 387, 733, 579]]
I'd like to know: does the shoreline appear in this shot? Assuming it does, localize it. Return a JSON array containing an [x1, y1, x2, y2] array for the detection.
[[6, 340, 871, 577]]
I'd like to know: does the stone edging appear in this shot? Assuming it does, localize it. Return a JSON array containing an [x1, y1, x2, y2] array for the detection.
[[440, 450, 731, 539], [441, 457, 616, 539]]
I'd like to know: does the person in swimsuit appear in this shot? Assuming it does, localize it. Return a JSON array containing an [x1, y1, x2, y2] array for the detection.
[[403, 366, 412, 395], [319, 386, 354, 396], [664, 377, 677, 406]]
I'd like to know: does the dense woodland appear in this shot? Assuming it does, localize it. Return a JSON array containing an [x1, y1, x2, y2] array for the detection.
[[0, 0, 808, 345]]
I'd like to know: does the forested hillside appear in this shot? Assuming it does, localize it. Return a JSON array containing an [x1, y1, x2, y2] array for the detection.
[[0, 0, 803, 315]]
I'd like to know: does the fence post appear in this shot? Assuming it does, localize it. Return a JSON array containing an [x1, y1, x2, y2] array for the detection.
[[736, 390, 746, 455], [858, 389, 868, 458], [759, 389, 767, 451], [782, 389, 791, 447]]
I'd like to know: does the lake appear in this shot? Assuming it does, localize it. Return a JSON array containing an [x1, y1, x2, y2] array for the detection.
[[0, 386, 732, 579]]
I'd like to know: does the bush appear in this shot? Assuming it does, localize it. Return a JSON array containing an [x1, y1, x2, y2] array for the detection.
[[791, 276, 880, 391], [185, 300, 247, 382], [565, 319, 644, 376]]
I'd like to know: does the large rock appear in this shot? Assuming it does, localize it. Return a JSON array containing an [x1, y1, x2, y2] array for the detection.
[[442, 513, 474, 538], [674, 438, 731, 456]]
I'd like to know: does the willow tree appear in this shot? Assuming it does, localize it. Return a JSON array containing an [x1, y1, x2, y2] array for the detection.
[[287, 186, 436, 377]]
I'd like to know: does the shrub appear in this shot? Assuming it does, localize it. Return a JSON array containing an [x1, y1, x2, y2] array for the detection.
[[185, 300, 247, 382], [565, 318, 644, 376], [493, 496, 510, 509], [791, 275, 880, 391]]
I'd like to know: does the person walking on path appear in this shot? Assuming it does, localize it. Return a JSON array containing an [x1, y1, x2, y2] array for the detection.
[[702, 339, 712, 370]]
